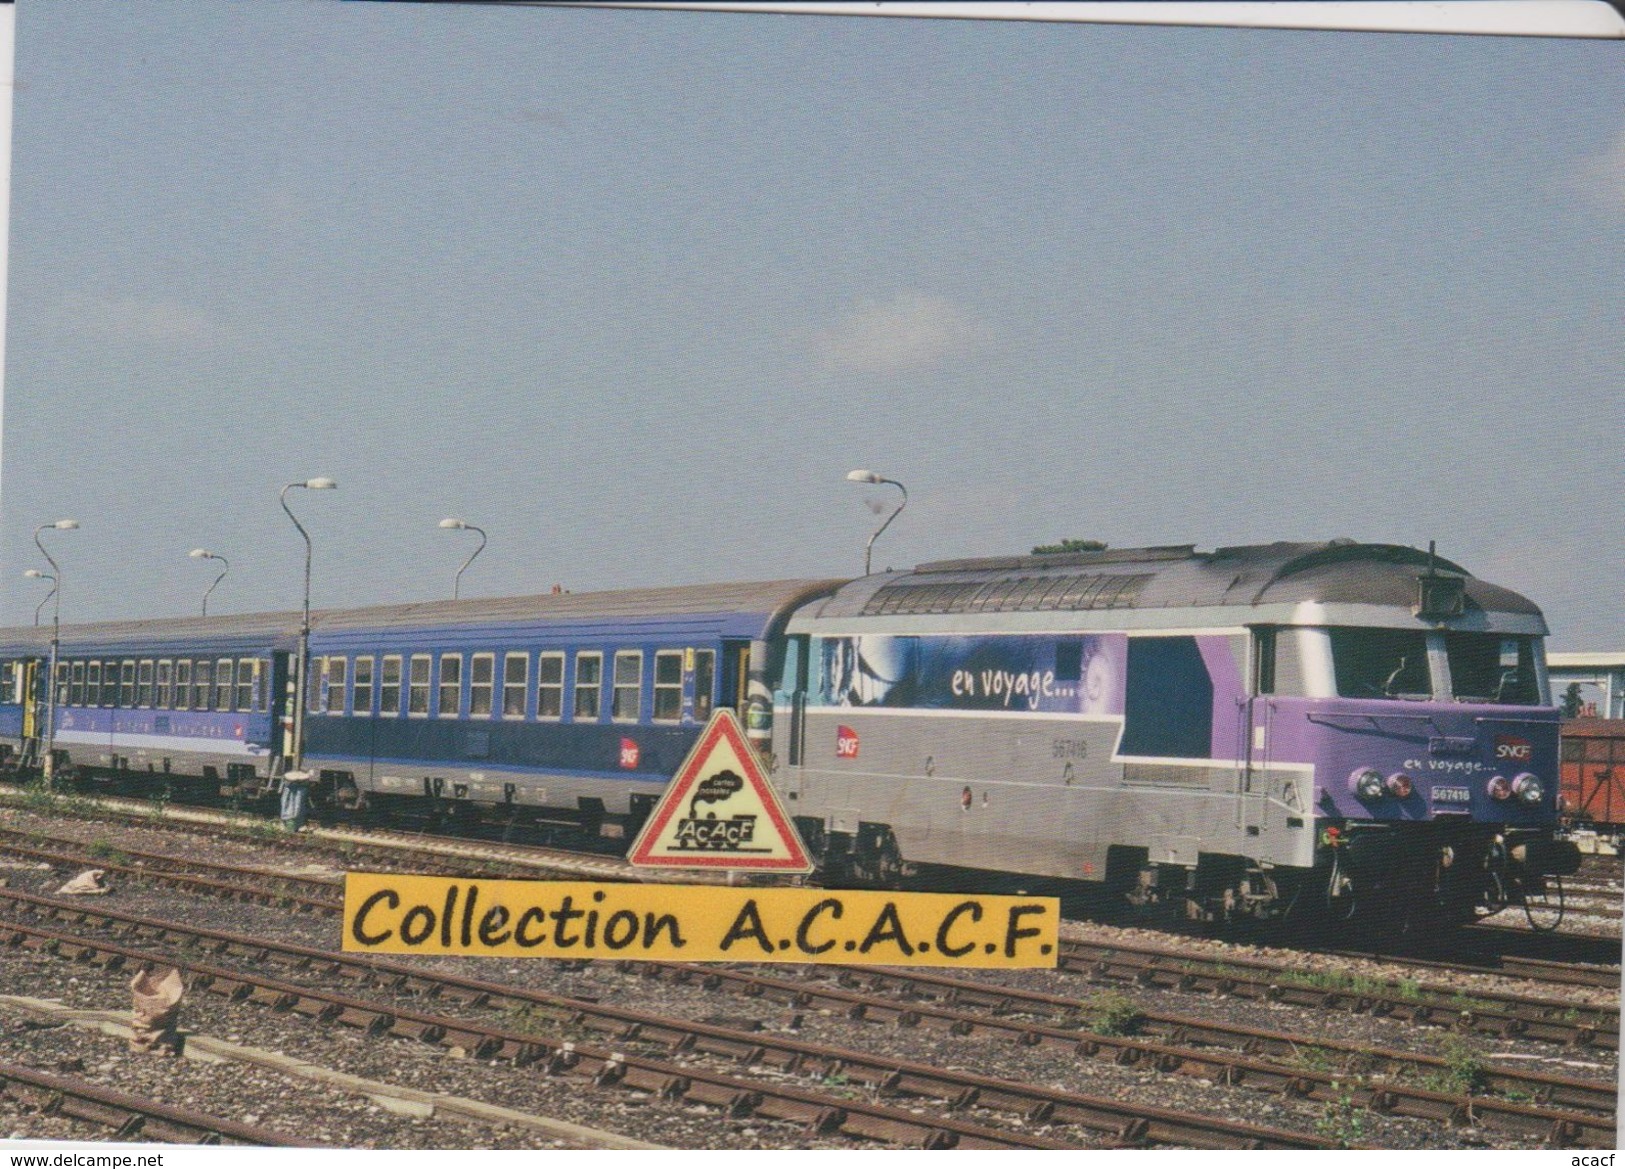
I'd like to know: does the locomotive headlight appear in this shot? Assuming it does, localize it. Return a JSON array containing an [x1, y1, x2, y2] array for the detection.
[[1348, 767, 1385, 801], [1511, 773, 1543, 805], [1486, 775, 1512, 801], [1385, 772, 1413, 799]]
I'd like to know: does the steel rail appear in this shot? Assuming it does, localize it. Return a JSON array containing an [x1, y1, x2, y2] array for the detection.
[[1057, 938, 1618, 1048], [0, 894, 1336, 1150], [1, 890, 1611, 1147], [0, 1059, 317, 1146], [0, 918, 1087, 1150]]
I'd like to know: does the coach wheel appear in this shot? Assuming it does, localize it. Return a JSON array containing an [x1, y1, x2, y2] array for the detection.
[[1522, 874, 1564, 933]]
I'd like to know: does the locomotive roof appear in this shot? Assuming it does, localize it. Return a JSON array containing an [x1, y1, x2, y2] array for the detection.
[[798, 540, 1544, 627], [0, 579, 844, 654]]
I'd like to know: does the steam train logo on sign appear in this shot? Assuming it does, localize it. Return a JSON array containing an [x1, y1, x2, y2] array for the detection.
[[628, 709, 811, 872]]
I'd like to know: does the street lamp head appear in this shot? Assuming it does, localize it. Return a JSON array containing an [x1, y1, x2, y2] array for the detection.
[[846, 469, 882, 485], [189, 548, 212, 559], [303, 478, 337, 490], [439, 518, 467, 530], [23, 569, 50, 580], [52, 519, 79, 530]]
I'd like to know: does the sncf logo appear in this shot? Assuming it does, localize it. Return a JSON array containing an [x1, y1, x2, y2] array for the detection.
[[1494, 736, 1532, 762], [836, 726, 859, 759], [619, 738, 641, 769]]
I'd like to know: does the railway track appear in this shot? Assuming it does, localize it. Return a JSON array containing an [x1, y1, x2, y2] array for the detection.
[[1057, 938, 1619, 1049], [0, 1059, 315, 1146], [0, 888, 1611, 1148], [0, 896, 1340, 1150]]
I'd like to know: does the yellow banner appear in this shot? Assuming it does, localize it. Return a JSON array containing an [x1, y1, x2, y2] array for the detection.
[[343, 874, 1059, 968]]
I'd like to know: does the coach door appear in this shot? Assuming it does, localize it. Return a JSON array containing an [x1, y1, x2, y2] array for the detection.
[[722, 642, 751, 715]]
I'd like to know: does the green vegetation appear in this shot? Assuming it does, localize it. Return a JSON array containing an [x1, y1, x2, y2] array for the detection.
[[1314, 1085, 1369, 1148], [1078, 991, 1144, 1036], [1031, 539, 1108, 555]]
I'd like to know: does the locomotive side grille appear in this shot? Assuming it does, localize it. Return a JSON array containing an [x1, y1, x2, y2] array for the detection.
[[861, 573, 1152, 617]]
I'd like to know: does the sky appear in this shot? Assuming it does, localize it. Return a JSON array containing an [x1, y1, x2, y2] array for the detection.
[[0, 1, 1620, 648]]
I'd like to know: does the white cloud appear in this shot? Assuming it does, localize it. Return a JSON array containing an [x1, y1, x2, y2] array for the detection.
[[1573, 123, 1625, 213], [813, 292, 991, 375]]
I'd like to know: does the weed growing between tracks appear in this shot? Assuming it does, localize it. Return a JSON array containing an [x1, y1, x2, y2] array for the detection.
[[1077, 992, 1144, 1036], [1314, 1085, 1370, 1148]]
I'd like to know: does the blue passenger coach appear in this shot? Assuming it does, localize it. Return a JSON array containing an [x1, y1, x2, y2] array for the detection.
[[299, 581, 838, 828], [0, 614, 297, 789]]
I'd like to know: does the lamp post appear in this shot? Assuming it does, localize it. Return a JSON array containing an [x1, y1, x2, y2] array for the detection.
[[845, 469, 907, 576], [33, 520, 78, 784], [280, 479, 336, 774], [188, 549, 230, 617], [437, 518, 487, 600], [23, 569, 55, 628]]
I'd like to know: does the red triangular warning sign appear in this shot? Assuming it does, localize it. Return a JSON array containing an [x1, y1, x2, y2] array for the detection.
[[627, 709, 812, 872]]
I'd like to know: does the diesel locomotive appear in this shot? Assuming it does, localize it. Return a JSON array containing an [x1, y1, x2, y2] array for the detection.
[[0, 538, 1579, 925]]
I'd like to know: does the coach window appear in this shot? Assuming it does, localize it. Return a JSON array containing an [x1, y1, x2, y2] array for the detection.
[[210, 658, 231, 711], [409, 655, 431, 715], [155, 661, 172, 709], [194, 660, 213, 710], [502, 653, 527, 718], [352, 657, 373, 715], [470, 654, 494, 717], [612, 652, 642, 722], [69, 662, 85, 707], [85, 662, 101, 707], [324, 657, 348, 715], [135, 661, 153, 707], [437, 654, 462, 717], [574, 653, 602, 720], [119, 661, 136, 708], [306, 658, 324, 714], [381, 655, 403, 715], [653, 651, 682, 722], [237, 660, 258, 712], [56, 663, 69, 706], [173, 661, 190, 710], [537, 652, 564, 719]]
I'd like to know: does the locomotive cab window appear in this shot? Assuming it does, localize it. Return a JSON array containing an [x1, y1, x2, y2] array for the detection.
[[1445, 633, 1542, 706], [1328, 628, 1431, 700]]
